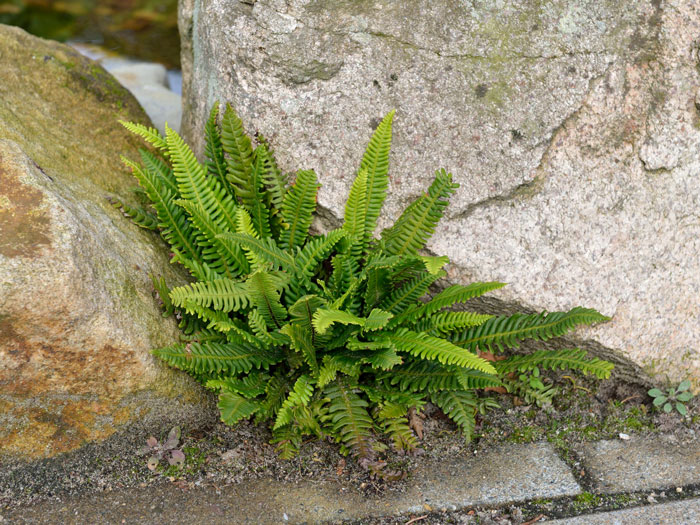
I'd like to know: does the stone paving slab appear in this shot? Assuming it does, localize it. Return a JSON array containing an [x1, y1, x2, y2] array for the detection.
[[2, 443, 579, 524], [578, 437, 700, 493], [545, 498, 700, 524]]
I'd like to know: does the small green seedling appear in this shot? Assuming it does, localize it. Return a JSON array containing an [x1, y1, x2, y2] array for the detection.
[[138, 426, 186, 470], [648, 380, 694, 416]]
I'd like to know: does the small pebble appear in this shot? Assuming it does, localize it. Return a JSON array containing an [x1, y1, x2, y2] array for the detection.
[[619, 433, 630, 440], [676, 487, 683, 493]]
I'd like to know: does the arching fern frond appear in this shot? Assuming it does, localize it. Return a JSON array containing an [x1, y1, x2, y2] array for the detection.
[[245, 148, 272, 238], [387, 329, 497, 374], [381, 169, 458, 257], [274, 375, 315, 429], [204, 102, 233, 195], [431, 390, 477, 442], [152, 341, 281, 375], [359, 110, 394, 254], [218, 392, 260, 425], [410, 282, 506, 319], [413, 311, 493, 334], [220, 233, 295, 271], [379, 270, 445, 314], [166, 124, 238, 230], [175, 199, 248, 278], [495, 348, 614, 379], [246, 271, 288, 329], [256, 136, 288, 209], [120, 120, 168, 152], [138, 148, 177, 195], [449, 307, 611, 352], [108, 197, 158, 230], [121, 156, 203, 266], [381, 360, 501, 392], [207, 371, 270, 397], [323, 381, 373, 458], [279, 169, 319, 251], [343, 168, 368, 256], [170, 278, 249, 313], [221, 103, 254, 204]]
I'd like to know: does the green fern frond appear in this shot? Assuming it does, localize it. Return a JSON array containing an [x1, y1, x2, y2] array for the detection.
[[295, 229, 346, 282], [138, 148, 178, 195], [150, 274, 174, 317], [120, 120, 168, 152], [312, 308, 392, 335], [420, 255, 450, 275], [256, 137, 288, 209], [431, 390, 477, 442], [381, 169, 458, 256], [413, 311, 493, 334], [246, 271, 288, 329], [218, 392, 259, 425], [350, 346, 402, 370], [387, 329, 497, 374], [279, 169, 318, 250], [175, 199, 249, 277], [153, 341, 281, 375], [281, 323, 318, 373], [108, 196, 158, 230], [220, 233, 295, 271], [274, 375, 315, 429], [245, 148, 273, 238], [121, 156, 203, 266], [313, 308, 365, 335], [410, 282, 507, 318], [166, 125, 238, 230], [174, 250, 222, 282], [207, 371, 270, 397], [323, 381, 373, 458], [343, 168, 369, 256], [379, 270, 445, 314], [204, 102, 233, 195], [382, 361, 500, 392], [170, 278, 249, 313], [376, 410, 417, 451], [449, 307, 611, 352], [221, 103, 254, 204], [495, 348, 614, 379], [359, 110, 394, 254]]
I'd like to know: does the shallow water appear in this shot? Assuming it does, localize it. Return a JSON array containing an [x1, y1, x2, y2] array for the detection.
[[0, 0, 180, 68]]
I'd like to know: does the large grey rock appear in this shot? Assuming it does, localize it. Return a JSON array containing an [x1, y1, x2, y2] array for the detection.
[[180, 0, 700, 386], [0, 25, 209, 460]]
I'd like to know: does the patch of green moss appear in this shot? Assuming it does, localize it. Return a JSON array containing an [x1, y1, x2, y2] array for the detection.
[[573, 491, 602, 511]]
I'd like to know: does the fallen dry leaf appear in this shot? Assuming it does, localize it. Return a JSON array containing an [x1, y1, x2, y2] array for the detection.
[[408, 407, 425, 440]]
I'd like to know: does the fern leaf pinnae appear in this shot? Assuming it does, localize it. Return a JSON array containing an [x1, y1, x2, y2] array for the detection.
[[119, 103, 614, 466]]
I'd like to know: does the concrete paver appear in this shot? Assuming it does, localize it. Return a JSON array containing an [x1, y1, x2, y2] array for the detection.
[[578, 437, 700, 493], [3, 443, 579, 524], [545, 498, 700, 524]]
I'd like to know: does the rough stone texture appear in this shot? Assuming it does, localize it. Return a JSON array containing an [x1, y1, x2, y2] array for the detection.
[[180, 0, 700, 385], [578, 437, 700, 493], [546, 498, 700, 525], [1, 443, 579, 523], [0, 25, 208, 460]]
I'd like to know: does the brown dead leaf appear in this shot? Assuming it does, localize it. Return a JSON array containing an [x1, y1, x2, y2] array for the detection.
[[336, 458, 345, 476], [408, 407, 425, 439], [484, 386, 508, 394], [478, 351, 506, 362]]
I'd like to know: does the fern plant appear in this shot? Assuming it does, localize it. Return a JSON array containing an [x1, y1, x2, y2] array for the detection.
[[117, 103, 613, 468]]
